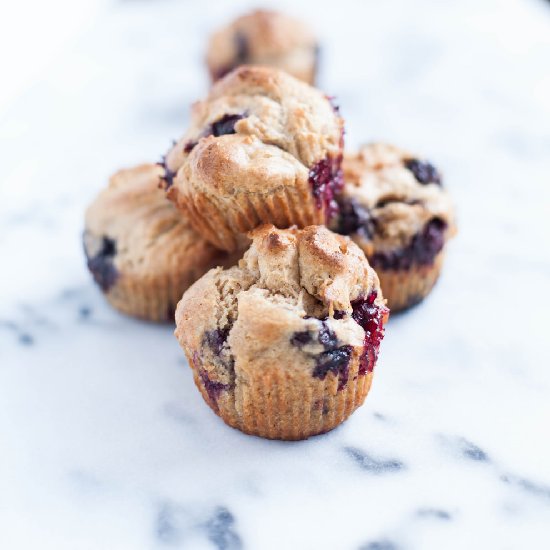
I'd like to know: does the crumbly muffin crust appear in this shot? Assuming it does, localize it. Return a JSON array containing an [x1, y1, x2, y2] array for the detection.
[[175, 225, 388, 439], [163, 66, 344, 251], [206, 9, 318, 84], [84, 164, 238, 321]]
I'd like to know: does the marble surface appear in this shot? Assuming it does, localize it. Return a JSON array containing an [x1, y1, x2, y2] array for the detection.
[[1, 0, 550, 548]]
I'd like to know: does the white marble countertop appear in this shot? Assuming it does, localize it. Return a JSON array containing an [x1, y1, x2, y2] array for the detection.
[[1, 0, 550, 548]]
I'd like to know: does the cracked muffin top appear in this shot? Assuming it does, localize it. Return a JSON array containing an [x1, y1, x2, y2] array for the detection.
[[175, 225, 387, 386], [206, 9, 318, 83], [334, 143, 456, 255], [164, 65, 342, 181], [83, 164, 228, 285], [162, 66, 344, 250]]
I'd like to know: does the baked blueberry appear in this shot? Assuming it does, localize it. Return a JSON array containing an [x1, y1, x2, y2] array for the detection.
[[404, 158, 442, 186], [333, 143, 456, 311], [84, 236, 118, 292]]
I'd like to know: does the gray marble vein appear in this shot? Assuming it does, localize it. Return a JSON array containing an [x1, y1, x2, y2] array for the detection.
[[1, 0, 550, 548]]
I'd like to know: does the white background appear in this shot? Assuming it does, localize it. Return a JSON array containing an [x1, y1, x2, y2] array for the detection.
[[1, 1, 549, 549]]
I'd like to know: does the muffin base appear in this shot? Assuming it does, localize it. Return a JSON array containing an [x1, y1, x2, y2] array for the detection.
[[171, 178, 323, 252], [104, 272, 189, 322], [100, 253, 239, 323], [374, 251, 445, 312], [188, 353, 373, 441]]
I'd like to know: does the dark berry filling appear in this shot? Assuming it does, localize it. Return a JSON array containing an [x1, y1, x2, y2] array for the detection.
[[335, 193, 447, 270], [404, 158, 442, 186], [204, 328, 230, 356], [85, 235, 118, 292], [196, 329, 234, 409], [181, 114, 245, 157], [199, 369, 229, 409], [291, 320, 353, 390], [308, 94, 344, 220], [370, 218, 447, 270], [335, 197, 374, 239], [308, 154, 344, 221], [210, 113, 245, 137], [157, 154, 176, 189], [317, 321, 339, 349], [290, 330, 312, 347], [183, 141, 197, 153], [351, 291, 388, 375], [313, 346, 353, 391]]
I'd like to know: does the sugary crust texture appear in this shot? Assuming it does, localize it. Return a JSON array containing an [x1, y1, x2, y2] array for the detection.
[[165, 66, 344, 250], [84, 164, 239, 321], [340, 143, 456, 253], [174, 225, 387, 439], [206, 9, 318, 84]]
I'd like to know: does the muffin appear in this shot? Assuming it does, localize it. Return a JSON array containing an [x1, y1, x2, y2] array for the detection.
[[333, 143, 456, 312], [206, 10, 319, 85], [84, 164, 238, 322], [162, 66, 344, 251], [174, 225, 388, 440]]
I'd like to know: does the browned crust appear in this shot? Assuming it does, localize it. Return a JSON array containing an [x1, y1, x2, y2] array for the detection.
[[174, 225, 387, 439]]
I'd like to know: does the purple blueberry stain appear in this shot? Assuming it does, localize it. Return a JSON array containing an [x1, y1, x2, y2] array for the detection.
[[404, 158, 442, 185], [157, 154, 177, 189], [335, 197, 374, 239], [183, 114, 245, 155], [210, 113, 245, 137], [351, 291, 388, 375], [291, 320, 353, 390], [183, 140, 198, 153], [308, 154, 344, 221], [204, 328, 230, 356], [199, 369, 229, 410], [317, 320, 338, 349], [370, 218, 447, 270], [313, 345, 353, 391], [290, 330, 312, 347], [335, 193, 446, 270], [85, 234, 118, 292]]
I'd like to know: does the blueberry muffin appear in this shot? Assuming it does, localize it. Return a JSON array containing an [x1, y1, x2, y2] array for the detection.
[[333, 143, 456, 312], [206, 10, 319, 84], [162, 66, 344, 251], [174, 225, 388, 440], [84, 164, 238, 322]]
